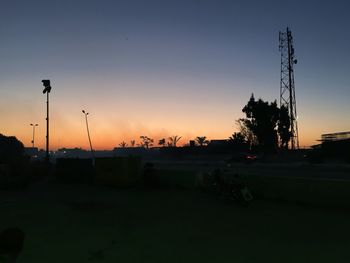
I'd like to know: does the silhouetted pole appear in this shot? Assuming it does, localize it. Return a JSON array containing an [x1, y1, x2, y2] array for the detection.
[[42, 80, 52, 164], [46, 91, 49, 161], [30, 123, 38, 148], [82, 110, 95, 160]]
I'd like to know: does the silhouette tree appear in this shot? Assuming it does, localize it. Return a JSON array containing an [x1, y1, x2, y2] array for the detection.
[[236, 119, 257, 149], [168, 136, 182, 147], [278, 105, 292, 149], [229, 132, 246, 144], [140, 136, 154, 149], [130, 140, 136, 147], [195, 136, 209, 146], [119, 141, 128, 148], [158, 138, 166, 147], [0, 134, 25, 165], [241, 94, 280, 151]]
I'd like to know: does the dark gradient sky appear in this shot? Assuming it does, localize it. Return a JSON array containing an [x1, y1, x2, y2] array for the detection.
[[1, 0, 349, 149]]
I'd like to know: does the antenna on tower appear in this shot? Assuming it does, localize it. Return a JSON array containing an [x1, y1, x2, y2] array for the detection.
[[279, 27, 299, 149]]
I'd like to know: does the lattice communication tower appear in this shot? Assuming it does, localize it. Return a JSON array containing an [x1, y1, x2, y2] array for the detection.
[[279, 27, 299, 149]]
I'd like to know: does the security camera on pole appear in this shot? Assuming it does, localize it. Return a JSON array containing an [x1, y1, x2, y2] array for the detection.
[[42, 79, 52, 164]]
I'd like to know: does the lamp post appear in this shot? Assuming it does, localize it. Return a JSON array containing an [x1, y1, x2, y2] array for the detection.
[[42, 79, 52, 164], [30, 123, 38, 148], [82, 110, 95, 160]]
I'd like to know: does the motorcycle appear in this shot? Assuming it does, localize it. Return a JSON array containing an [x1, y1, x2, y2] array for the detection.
[[206, 169, 253, 206], [224, 179, 253, 206]]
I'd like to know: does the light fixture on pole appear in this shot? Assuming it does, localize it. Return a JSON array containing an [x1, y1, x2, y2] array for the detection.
[[30, 123, 38, 148]]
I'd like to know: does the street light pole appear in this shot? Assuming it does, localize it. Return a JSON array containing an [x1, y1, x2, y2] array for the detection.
[[30, 123, 38, 148], [82, 110, 95, 159], [42, 80, 52, 164], [46, 91, 49, 162]]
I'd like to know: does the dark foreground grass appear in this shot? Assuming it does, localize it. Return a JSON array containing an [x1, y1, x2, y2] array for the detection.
[[156, 163, 350, 206], [1, 182, 350, 263]]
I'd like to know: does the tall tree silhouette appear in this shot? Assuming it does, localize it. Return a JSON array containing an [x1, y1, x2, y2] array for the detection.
[[241, 94, 280, 151], [236, 119, 257, 149], [278, 105, 292, 149], [229, 132, 246, 144]]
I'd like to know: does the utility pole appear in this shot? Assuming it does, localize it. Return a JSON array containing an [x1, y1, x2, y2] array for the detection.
[[42, 80, 52, 163], [30, 123, 38, 148], [279, 27, 299, 149]]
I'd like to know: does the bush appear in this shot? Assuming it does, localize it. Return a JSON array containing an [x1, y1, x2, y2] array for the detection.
[[0, 134, 25, 166]]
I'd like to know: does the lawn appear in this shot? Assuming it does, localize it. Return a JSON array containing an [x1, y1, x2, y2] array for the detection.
[[1, 179, 350, 263]]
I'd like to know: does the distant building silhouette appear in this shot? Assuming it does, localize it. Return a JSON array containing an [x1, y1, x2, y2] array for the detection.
[[310, 131, 350, 163], [208, 139, 229, 147], [321, 131, 350, 142], [55, 148, 113, 159], [24, 147, 39, 157]]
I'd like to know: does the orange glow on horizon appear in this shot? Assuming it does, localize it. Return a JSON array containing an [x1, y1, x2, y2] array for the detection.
[[3, 119, 321, 151], [0, 77, 345, 151]]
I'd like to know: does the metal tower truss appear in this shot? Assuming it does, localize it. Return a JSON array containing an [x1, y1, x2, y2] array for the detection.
[[279, 27, 299, 149]]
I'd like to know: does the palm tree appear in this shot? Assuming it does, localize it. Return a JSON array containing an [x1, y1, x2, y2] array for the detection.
[[130, 140, 136, 147], [168, 135, 182, 147], [195, 136, 209, 146], [119, 141, 128, 148]]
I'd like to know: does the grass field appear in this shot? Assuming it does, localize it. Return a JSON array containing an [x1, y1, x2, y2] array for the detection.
[[1, 178, 350, 263]]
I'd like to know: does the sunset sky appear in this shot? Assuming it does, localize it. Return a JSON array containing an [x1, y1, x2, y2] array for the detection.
[[1, 0, 350, 150]]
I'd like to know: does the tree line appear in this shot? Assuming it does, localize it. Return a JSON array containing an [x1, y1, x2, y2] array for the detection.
[[118, 135, 212, 148], [118, 94, 293, 152], [1, 94, 293, 155]]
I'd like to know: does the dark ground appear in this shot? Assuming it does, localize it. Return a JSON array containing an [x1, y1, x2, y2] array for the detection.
[[1, 178, 350, 263]]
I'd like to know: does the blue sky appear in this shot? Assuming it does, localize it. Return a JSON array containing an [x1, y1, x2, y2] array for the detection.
[[1, 0, 349, 149]]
